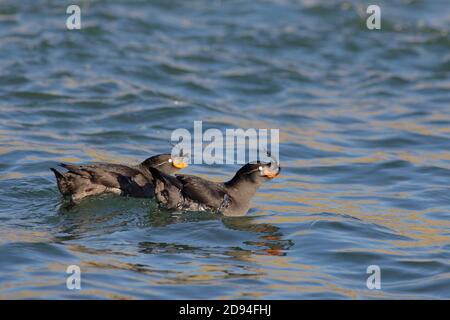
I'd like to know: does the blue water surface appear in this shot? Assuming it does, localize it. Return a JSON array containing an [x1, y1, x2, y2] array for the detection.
[[0, 0, 449, 299]]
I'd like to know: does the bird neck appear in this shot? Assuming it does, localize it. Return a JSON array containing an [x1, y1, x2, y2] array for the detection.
[[225, 174, 262, 200]]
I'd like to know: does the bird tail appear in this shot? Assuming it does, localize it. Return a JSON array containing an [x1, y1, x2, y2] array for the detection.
[[50, 168, 67, 195], [50, 167, 63, 179]]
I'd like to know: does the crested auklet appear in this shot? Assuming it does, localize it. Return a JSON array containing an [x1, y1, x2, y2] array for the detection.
[[50, 152, 188, 203], [149, 160, 280, 216]]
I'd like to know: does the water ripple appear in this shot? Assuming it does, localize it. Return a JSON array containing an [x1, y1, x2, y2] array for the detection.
[[0, 0, 449, 299]]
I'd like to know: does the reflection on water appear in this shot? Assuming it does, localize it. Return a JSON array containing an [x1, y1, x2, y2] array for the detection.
[[0, 0, 450, 299]]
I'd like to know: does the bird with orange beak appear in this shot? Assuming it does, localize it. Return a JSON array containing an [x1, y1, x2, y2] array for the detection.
[[150, 152, 280, 216], [50, 150, 189, 203]]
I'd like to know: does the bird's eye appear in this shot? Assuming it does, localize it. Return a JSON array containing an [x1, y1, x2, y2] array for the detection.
[[168, 158, 173, 163]]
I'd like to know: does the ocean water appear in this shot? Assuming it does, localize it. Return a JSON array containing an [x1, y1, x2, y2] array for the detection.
[[0, 0, 449, 299]]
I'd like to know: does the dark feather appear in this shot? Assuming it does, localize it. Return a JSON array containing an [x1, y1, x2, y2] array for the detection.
[[51, 155, 183, 202], [50, 167, 63, 179], [175, 174, 227, 209]]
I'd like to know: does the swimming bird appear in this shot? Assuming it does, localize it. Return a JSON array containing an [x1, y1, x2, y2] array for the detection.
[[51, 152, 188, 203], [149, 159, 280, 216]]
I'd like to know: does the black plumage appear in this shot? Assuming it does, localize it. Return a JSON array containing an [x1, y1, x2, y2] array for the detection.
[[50, 153, 188, 203], [150, 161, 280, 216]]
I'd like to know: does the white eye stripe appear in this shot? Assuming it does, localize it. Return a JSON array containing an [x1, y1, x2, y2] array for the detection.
[[258, 166, 263, 171], [168, 158, 173, 163]]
